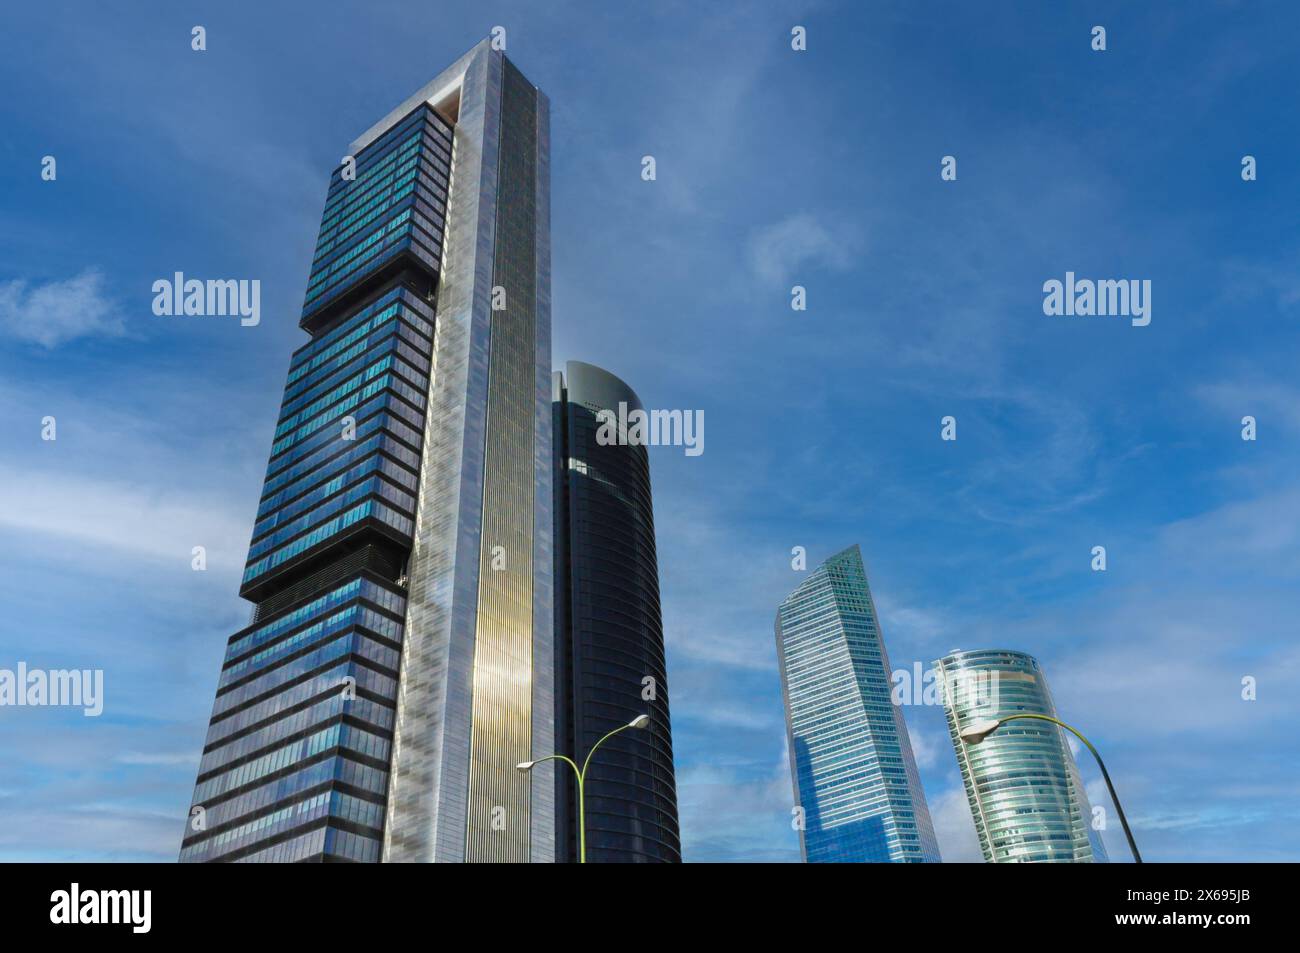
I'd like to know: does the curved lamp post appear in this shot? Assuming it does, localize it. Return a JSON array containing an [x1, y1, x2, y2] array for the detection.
[[960, 713, 1142, 863], [516, 713, 650, 863]]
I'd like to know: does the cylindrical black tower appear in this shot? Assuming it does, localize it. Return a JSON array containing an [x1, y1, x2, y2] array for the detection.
[[552, 361, 682, 862]]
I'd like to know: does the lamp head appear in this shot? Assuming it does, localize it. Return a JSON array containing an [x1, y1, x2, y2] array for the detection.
[[959, 718, 1003, 745], [515, 761, 535, 772], [628, 714, 651, 730]]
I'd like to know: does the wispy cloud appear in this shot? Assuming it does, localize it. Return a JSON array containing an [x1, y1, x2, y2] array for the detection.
[[746, 213, 860, 288], [1195, 377, 1300, 434], [0, 269, 125, 348], [0, 465, 250, 573], [116, 751, 201, 767], [0, 802, 181, 862], [676, 754, 800, 862], [928, 784, 984, 862]]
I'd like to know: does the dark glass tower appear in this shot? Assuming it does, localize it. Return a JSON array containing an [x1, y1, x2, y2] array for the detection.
[[182, 40, 554, 863], [552, 362, 682, 863]]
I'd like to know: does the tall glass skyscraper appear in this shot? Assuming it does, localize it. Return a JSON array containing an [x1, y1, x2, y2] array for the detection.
[[775, 545, 941, 863], [181, 39, 554, 863], [552, 362, 681, 863], [935, 649, 1108, 863]]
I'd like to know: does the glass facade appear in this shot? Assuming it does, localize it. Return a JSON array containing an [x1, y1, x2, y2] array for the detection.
[[300, 106, 451, 326], [935, 649, 1108, 863], [377, 41, 555, 864], [183, 101, 450, 862], [186, 40, 555, 863], [463, 57, 544, 862], [241, 287, 434, 600], [776, 545, 941, 863], [181, 572, 406, 862], [552, 362, 682, 863]]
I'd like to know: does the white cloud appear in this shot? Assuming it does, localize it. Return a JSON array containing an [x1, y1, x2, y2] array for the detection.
[[747, 213, 859, 287], [0, 465, 250, 574], [1196, 378, 1300, 434], [116, 751, 201, 767], [676, 698, 780, 732], [677, 754, 801, 862], [666, 622, 776, 672], [655, 496, 786, 673], [906, 720, 945, 771], [876, 596, 952, 659], [0, 802, 181, 862], [929, 784, 984, 862], [0, 269, 126, 348]]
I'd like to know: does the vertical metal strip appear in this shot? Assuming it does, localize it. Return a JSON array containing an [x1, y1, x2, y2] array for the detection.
[[464, 54, 540, 863]]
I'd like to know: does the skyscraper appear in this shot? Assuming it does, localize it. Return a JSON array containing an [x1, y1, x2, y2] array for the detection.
[[935, 649, 1108, 863], [552, 362, 681, 862], [775, 545, 941, 863], [181, 39, 553, 863]]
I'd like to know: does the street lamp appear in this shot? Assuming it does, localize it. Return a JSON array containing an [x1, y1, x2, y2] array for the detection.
[[959, 712, 1142, 863], [516, 713, 651, 863]]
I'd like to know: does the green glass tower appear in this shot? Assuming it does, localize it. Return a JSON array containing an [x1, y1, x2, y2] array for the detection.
[[935, 649, 1108, 863]]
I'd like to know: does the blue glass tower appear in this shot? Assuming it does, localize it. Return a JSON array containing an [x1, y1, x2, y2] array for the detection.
[[775, 545, 941, 863], [182, 40, 554, 863], [180, 109, 449, 863]]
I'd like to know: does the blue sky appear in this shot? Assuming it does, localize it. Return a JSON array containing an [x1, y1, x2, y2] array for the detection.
[[1, 1, 1297, 862]]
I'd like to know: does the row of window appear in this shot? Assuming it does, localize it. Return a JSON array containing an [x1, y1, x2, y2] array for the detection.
[[314, 151, 449, 263], [191, 739, 391, 833], [263, 404, 421, 492], [206, 656, 397, 749], [194, 720, 391, 804], [226, 578, 404, 664], [254, 452, 417, 540], [201, 693, 394, 779], [320, 125, 423, 218], [268, 371, 425, 462], [321, 106, 450, 210], [258, 431, 420, 519], [220, 603, 401, 691], [318, 116, 448, 225], [314, 151, 423, 260], [186, 784, 387, 863], [280, 326, 420, 422], [276, 350, 419, 436], [287, 289, 430, 381], [214, 629, 401, 718], [242, 497, 412, 585], [248, 475, 414, 561], [304, 208, 413, 300]]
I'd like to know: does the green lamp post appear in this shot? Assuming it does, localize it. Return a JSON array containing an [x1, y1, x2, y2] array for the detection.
[[960, 712, 1143, 863], [516, 713, 651, 863]]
